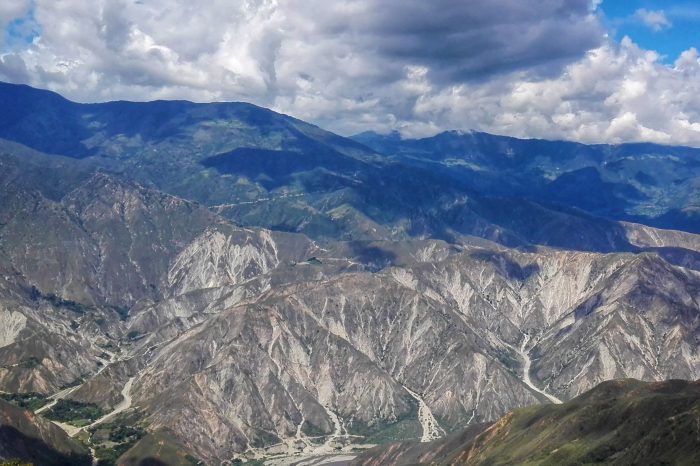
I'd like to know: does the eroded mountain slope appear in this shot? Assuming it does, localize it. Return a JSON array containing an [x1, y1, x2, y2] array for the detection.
[[0, 169, 698, 464]]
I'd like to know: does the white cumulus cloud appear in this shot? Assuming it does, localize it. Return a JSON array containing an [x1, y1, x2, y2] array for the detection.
[[634, 8, 672, 32]]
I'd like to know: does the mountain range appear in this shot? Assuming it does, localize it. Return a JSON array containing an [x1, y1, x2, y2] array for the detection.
[[0, 82, 698, 465]]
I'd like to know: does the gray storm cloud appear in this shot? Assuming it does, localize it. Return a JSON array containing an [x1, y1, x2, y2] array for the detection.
[[318, 0, 603, 81], [1, 0, 699, 146]]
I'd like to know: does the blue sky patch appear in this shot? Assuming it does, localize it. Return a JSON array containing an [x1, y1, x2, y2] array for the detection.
[[600, 0, 699, 62], [3, 8, 40, 52]]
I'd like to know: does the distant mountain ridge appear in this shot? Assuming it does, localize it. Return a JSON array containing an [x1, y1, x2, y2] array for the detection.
[[352, 129, 700, 234], [2, 81, 700, 255]]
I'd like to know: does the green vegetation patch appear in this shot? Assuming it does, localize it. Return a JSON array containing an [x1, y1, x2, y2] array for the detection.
[[456, 380, 700, 466], [0, 460, 33, 466], [86, 412, 147, 466], [0, 392, 49, 411], [94, 443, 134, 466], [495, 349, 520, 374], [0, 357, 42, 370], [347, 396, 420, 441], [365, 418, 423, 444], [44, 399, 104, 425], [29, 286, 92, 315], [108, 424, 145, 443], [300, 419, 327, 438], [109, 305, 130, 321]]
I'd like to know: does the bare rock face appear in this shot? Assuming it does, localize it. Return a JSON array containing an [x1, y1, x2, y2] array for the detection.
[[107, 235, 700, 463], [531, 254, 700, 399], [130, 273, 541, 461], [1, 174, 218, 310], [167, 227, 315, 295], [411, 247, 700, 400], [0, 310, 101, 393], [61, 174, 220, 307]]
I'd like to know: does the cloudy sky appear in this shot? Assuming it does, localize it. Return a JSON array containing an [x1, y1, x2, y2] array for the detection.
[[1, 0, 700, 146]]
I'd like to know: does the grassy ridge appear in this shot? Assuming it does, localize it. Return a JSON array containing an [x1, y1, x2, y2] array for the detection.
[[353, 379, 700, 466], [455, 379, 700, 465]]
